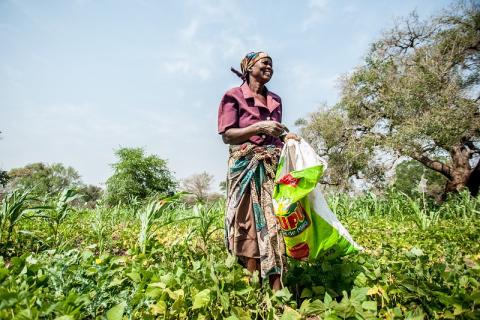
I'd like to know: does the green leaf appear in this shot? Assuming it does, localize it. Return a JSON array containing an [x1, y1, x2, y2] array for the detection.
[[281, 306, 302, 320], [225, 254, 236, 268], [106, 301, 126, 320], [146, 288, 163, 299], [150, 301, 166, 315], [312, 286, 325, 295], [301, 287, 313, 298], [235, 287, 252, 296], [300, 299, 326, 316], [324, 292, 333, 305], [324, 314, 341, 320], [127, 272, 141, 283], [232, 306, 251, 320], [192, 289, 211, 309], [354, 272, 367, 287], [361, 300, 377, 311], [408, 247, 424, 257], [108, 277, 126, 288], [274, 288, 293, 302], [164, 288, 184, 301], [350, 287, 368, 303]]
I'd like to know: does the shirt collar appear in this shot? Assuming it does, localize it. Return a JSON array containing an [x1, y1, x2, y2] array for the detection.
[[240, 83, 280, 113]]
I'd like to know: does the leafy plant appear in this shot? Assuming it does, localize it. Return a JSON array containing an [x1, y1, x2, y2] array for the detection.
[[136, 193, 189, 253], [0, 189, 33, 250], [186, 202, 223, 252], [29, 188, 83, 246], [407, 192, 440, 230]]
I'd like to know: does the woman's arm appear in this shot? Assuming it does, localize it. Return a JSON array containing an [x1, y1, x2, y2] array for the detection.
[[222, 121, 285, 145]]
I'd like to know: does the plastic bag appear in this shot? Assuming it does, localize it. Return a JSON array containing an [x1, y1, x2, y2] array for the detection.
[[273, 139, 362, 261]]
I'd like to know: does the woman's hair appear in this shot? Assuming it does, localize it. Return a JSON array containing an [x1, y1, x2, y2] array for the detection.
[[230, 67, 246, 82]]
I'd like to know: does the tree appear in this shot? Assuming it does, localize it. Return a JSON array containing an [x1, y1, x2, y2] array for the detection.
[[7, 162, 82, 197], [77, 184, 103, 208], [0, 171, 8, 188], [219, 180, 227, 194], [298, 1, 480, 197], [182, 172, 214, 203], [105, 147, 176, 206]]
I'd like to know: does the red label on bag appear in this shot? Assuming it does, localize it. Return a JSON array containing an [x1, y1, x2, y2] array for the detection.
[[288, 242, 310, 260], [278, 173, 300, 187]]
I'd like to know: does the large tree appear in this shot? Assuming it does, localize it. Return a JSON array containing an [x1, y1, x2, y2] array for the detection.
[[7, 162, 82, 197], [105, 147, 176, 206], [299, 1, 480, 196], [182, 171, 214, 203]]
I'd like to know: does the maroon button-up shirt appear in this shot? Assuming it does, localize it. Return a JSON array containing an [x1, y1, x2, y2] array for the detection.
[[217, 83, 283, 147]]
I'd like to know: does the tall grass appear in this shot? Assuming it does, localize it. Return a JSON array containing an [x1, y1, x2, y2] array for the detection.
[[2, 187, 478, 259], [328, 189, 480, 228]]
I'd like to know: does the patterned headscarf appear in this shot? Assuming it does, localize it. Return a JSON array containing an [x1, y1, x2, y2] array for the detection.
[[231, 51, 271, 82]]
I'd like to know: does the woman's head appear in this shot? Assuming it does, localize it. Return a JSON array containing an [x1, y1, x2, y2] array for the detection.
[[232, 51, 273, 84]]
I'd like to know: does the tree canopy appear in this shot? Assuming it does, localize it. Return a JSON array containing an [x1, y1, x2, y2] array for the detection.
[[7, 162, 82, 197], [104, 147, 176, 206], [298, 1, 480, 197], [182, 171, 214, 203]]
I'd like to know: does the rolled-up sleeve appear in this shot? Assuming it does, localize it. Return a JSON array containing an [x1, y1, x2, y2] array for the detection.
[[218, 94, 238, 134]]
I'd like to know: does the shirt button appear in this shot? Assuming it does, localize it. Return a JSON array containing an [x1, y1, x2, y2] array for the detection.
[[261, 135, 266, 139], [266, 116, 271, 120]]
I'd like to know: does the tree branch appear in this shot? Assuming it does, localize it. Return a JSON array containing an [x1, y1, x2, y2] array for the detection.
[[410, 152, 452, 179], [319, 180, 339, 186]]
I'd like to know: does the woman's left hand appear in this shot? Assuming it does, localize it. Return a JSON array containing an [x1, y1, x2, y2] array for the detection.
[[284, 132, 301, 141]]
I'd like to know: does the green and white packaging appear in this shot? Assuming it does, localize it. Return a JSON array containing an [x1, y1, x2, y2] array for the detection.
[[273, 139, 362, 261]]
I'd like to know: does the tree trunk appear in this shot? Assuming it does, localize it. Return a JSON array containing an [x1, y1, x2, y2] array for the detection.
[[443, 145, 472, 197], [466, 160, 480, 197], [410, 144, 477, 198]]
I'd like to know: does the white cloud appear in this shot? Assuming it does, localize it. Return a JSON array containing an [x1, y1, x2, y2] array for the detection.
[[302, 0, 330, 31], [161, 59, 212, 80], [180, 19, 200, 41], [159, 0, 266, 82]]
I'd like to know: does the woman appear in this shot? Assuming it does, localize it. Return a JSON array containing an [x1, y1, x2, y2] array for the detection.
[[217, 51, 297, 290]]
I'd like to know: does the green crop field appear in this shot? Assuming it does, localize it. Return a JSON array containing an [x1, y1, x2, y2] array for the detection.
[[0, 190, 479, 319], [1, 1, 479, 319]]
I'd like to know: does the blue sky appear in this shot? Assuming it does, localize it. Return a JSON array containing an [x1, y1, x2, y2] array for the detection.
[[0, 0, 453, 189]]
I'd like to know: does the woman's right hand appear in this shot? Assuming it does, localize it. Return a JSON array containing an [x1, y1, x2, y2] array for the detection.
[[255, 121, 286, 137]]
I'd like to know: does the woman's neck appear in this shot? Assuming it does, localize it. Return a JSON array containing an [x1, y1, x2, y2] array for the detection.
[[248, 79, 265, 96]]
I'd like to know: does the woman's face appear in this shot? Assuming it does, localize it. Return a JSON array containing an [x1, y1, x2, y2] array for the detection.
[[248, 57, 273, 84]]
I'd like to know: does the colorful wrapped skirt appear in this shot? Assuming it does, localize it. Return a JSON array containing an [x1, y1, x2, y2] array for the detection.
[[224, 143, 286, 278]]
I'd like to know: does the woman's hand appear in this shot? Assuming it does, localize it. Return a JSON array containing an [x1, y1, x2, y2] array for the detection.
[[255, 121, 286, 137]]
